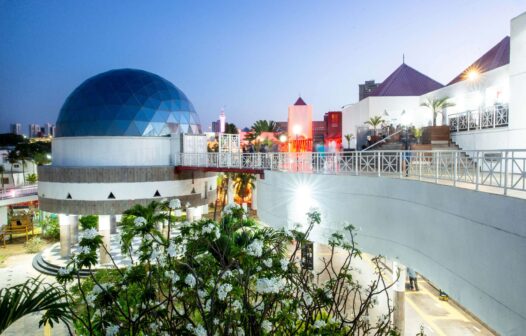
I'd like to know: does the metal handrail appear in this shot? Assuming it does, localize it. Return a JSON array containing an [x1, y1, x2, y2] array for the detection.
[[361, 130, 403, 152], [176, 150, 526, 197]]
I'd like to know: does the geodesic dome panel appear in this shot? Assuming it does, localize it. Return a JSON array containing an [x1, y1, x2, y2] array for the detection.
[[55, 69, 202, 137]]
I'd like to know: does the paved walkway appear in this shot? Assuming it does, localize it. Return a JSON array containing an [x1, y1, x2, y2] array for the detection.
[[0, 253, 68, 336]]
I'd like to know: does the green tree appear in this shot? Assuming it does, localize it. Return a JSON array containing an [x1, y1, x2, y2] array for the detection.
[[344, 134, 354, 149], [0, 166, 5, 190], [232, 173, 255, 201], [420, 97, 455, 126], [55, 202, 397, 335], [251, 120, 278, 136], [0, 277, 72, 334], [224, 123, 239, 134], [364, 116, 385, 135]]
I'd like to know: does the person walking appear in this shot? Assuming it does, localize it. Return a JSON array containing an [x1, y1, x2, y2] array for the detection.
[[407, 267, 419, 291]]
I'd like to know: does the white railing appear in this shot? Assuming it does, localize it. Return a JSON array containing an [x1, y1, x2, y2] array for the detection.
[[0, 184, 38, 200], [176, 150, 526, 197], [449, 104, 509, 132]]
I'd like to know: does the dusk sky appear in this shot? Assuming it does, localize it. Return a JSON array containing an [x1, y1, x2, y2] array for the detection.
[[1, 0, 525, 133]]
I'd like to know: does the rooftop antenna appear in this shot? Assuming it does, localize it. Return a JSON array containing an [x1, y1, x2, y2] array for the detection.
[[403, 53, 405, 64]]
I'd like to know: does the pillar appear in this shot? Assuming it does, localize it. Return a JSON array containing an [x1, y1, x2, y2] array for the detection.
[[251, 177, 258, 211], [110, 215, 117, 234], [201, 203, 209, 217], [70, 215, 79, 245], [227, 179, 234, 204], [99, 215, 111, 265], [187, 207, 195, 222], [0, 206, 8, 227], [392, 261, 407, 335], [59, 214, 71, 258]]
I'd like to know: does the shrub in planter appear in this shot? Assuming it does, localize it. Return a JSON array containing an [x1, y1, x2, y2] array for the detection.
[[25, 237, 45, 253]]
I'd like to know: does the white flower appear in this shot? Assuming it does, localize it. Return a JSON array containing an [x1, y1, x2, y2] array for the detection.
[[246, 239, 263, 257], [193, 324, 206, 336], [167, 242, 177, 257], [80, 228, 99, 240], [79, 246, 91, 254], [165, 270, 180, 283], [255, 277, 285, 294], [202, 223, 221, 240], [261, 320, 272, 333], [232, 300, 242, 311], [237, 327, 245, 336], [217, 283, 233, 301], [303, 292, 313, 305], [213, 318, 219, 325], [85, 294, 96, 307], [222, 202, 240, 215], [169, 198, 181, 210], [106, 324, 119, 336], [221, 270, 233, 279], [198, 289, 206, 299], [313, 320, 326, 329], [149, 322, 158, 331], [134, 216, 147, 227], [280, 259, 289, 271], [256, 266, 262, 272], [263, 258, 272, 268], [58, 267, 71, 276], [185, 274, 196, 287]]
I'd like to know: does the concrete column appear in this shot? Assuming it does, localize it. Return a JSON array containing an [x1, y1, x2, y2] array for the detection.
[[110, 215, 117, 234], [99, 215, 111, 265], [59, 214, 71, 258], [187, 207, 195, 222], [70, 215, 79, 245], [227, 179, 234, 204], [0, 206, 8, 227], [392, 261, 407, 335], [251, 178, 258, 211]]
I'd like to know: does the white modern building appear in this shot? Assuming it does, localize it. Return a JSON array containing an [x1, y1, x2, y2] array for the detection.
[[343, 11, 526, 151], [38, 68, 217, 259]]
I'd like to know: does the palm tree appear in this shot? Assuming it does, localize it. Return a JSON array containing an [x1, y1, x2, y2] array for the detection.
[[251, 120, 278, 136], [232, 173, 255, 202], [224, 123, 238, 134], [364, 116, 385, 136], [0, 277, 72, 334], [7, 150, 19, 186], [344, 134, 354, 149], [420, 97, 455, 126], [0, 166, 5, 190]]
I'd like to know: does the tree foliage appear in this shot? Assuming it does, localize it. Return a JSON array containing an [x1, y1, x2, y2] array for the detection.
[[53, 201, 397, 335], [420, 97, 455, 126]]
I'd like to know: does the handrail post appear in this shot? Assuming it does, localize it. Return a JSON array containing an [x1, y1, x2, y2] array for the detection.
[[454, 151, 458, 186], [377, 151, 381, 177], [504, 151, 509, 196], [476, 151, 480, 191], [399, 151, 403, 179], [435, 151, 439, 183], [418, 152, 422, 181], [356, 151, 360, 176]]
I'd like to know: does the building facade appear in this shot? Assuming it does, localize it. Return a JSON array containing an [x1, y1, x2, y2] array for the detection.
[[38, 69, 216, 258]]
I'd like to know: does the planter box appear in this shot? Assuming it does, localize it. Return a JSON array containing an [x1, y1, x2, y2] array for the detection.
[[422, 126, 450, 144]]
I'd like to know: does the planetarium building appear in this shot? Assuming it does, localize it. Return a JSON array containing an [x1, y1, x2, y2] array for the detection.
[[38, 69, 216, 258]]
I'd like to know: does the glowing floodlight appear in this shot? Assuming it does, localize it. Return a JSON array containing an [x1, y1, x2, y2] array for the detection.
[[292, 124, 302, 136], [466, 68, 480, 82], [279, 134, 288, 143]]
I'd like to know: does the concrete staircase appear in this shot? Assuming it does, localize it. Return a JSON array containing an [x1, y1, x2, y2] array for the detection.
[[32, 252, 91, 277]]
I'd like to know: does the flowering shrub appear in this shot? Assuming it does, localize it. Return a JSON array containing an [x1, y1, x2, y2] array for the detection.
[[55, 201, 398, 335]]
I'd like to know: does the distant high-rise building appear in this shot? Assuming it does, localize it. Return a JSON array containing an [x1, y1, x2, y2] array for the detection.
[[45, 123, 55, 137], [10, 123, 22, 135], [219, 108, 226, 133], [29, 124, 40, 138], [324, 111, 342, 150], [359, 80, 381, 100], [211, 120, 220, 133]]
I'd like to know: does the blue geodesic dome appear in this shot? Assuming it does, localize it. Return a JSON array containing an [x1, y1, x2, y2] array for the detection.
[[56, 69, 202, 137]]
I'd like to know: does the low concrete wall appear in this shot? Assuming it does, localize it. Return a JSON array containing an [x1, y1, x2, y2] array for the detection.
[[258, 171, 526, 335]]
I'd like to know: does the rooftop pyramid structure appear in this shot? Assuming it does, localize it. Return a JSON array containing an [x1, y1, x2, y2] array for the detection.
[[294, 97, 307, 105], [448, 36, 510, 85], [369, 63, 443, 98]]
